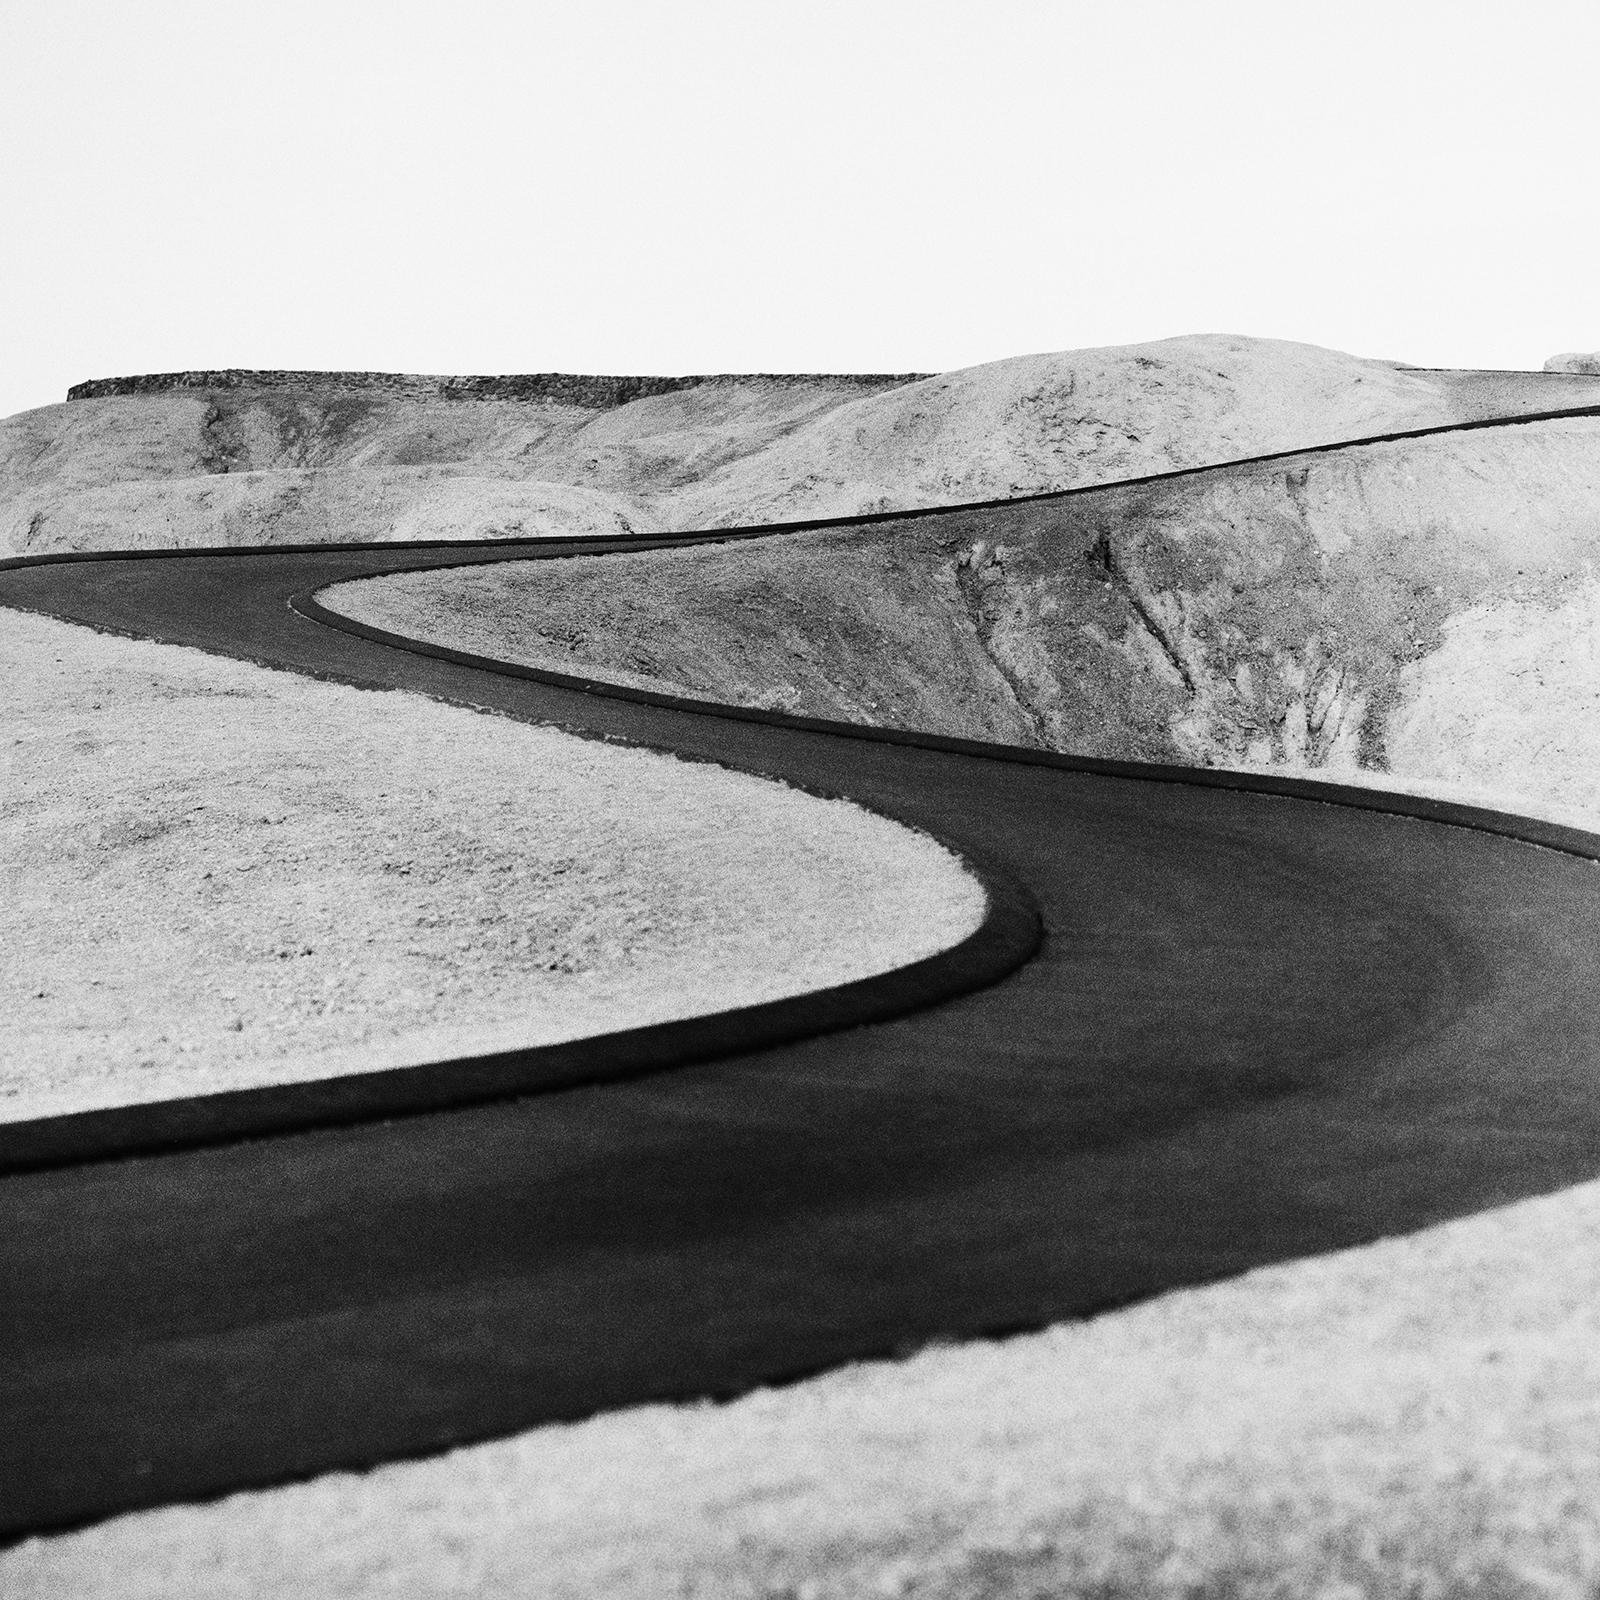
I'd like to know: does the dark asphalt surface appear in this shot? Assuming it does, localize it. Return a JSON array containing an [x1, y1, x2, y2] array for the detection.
[[3, 516, 1600, 1540]]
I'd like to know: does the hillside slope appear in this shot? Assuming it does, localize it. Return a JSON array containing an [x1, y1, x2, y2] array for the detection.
[[663, 338, 1600, 526], [0, 373, 907, 554], [325, 413, 1600, 822], [9, 337, 1600, 555]]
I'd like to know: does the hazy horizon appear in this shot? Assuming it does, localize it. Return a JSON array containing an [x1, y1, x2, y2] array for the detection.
[[5, 0, 1598, 419]]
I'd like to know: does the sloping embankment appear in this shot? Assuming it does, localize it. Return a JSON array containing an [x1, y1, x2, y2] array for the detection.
[[322, 413, 1600, 822]]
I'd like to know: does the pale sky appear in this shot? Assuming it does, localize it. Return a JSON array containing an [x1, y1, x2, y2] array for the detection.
[[3, 0, 1598, 420]]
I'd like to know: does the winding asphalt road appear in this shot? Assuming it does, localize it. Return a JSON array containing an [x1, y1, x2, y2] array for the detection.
[[4, 428, 1600, 1541]]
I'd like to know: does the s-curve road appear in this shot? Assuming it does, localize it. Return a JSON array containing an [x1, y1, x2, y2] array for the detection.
[[4, 508, 1600, 1540]]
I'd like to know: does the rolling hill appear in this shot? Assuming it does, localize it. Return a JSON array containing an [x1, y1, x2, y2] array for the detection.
[[9, 335, 1600, 556]]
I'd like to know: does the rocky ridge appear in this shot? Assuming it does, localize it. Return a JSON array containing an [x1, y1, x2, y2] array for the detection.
[[65, 368, 926, 407]]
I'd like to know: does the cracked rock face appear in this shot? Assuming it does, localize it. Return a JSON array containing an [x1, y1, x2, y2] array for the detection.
[[323, 414, 1600, 813]]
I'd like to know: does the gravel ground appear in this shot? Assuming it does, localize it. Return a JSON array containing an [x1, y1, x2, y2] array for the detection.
[[0, 608, 984, 1121]]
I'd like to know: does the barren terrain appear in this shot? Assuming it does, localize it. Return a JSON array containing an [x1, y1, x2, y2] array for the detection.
[[9, 338, 1600, 1599], [326, 413, 1600, 824], [9, 336, 1600, 556], [0, 608, 983, 1121]]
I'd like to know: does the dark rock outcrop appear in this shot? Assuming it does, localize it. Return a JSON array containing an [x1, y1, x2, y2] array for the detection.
[[65, 370, 928, 407]]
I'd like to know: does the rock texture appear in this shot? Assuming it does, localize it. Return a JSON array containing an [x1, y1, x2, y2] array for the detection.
[[1545, 351, 1600, 375], [326, 413, 1600, 821], [65, 368, 925, 407], [10, 337, 1600, 556], [663, 342, 1600, 529], [0, 374, 909, 554]]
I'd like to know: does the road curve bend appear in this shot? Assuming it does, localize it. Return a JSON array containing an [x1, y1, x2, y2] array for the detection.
[[3, 413, 1600, 1540]]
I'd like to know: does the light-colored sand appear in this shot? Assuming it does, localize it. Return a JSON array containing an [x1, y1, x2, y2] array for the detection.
[[1545, 351, 1600, 376], [0, 608, 984, 1121], [659, 334, 1588, 529], [1387, 581, 1600, 822], [11, 337, 1600, 556], [9, 468, 650, 552]]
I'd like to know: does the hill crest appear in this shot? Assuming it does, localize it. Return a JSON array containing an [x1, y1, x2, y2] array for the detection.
[[65, 370, 929, 409]]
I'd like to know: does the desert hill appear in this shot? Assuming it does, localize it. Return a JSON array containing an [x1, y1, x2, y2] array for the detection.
[[14, 343, 1600, 1595], [0, 371, 913, 555], [326, 410, 1600, 824], [17, 333, 1600, 818], [661, 339, 1600, 527], [8, 336, 1600, 556]]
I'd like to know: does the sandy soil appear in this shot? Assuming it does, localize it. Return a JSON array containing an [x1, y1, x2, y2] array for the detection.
[[11, 337, 1600, 556], [1387, 582, 1600, 820], [323, 416, 1600, 821], [0, 608, 984, 1121], [7, 468, 651, 552], [660, 335, 1600, 529], [0, 377, 884, 555]]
